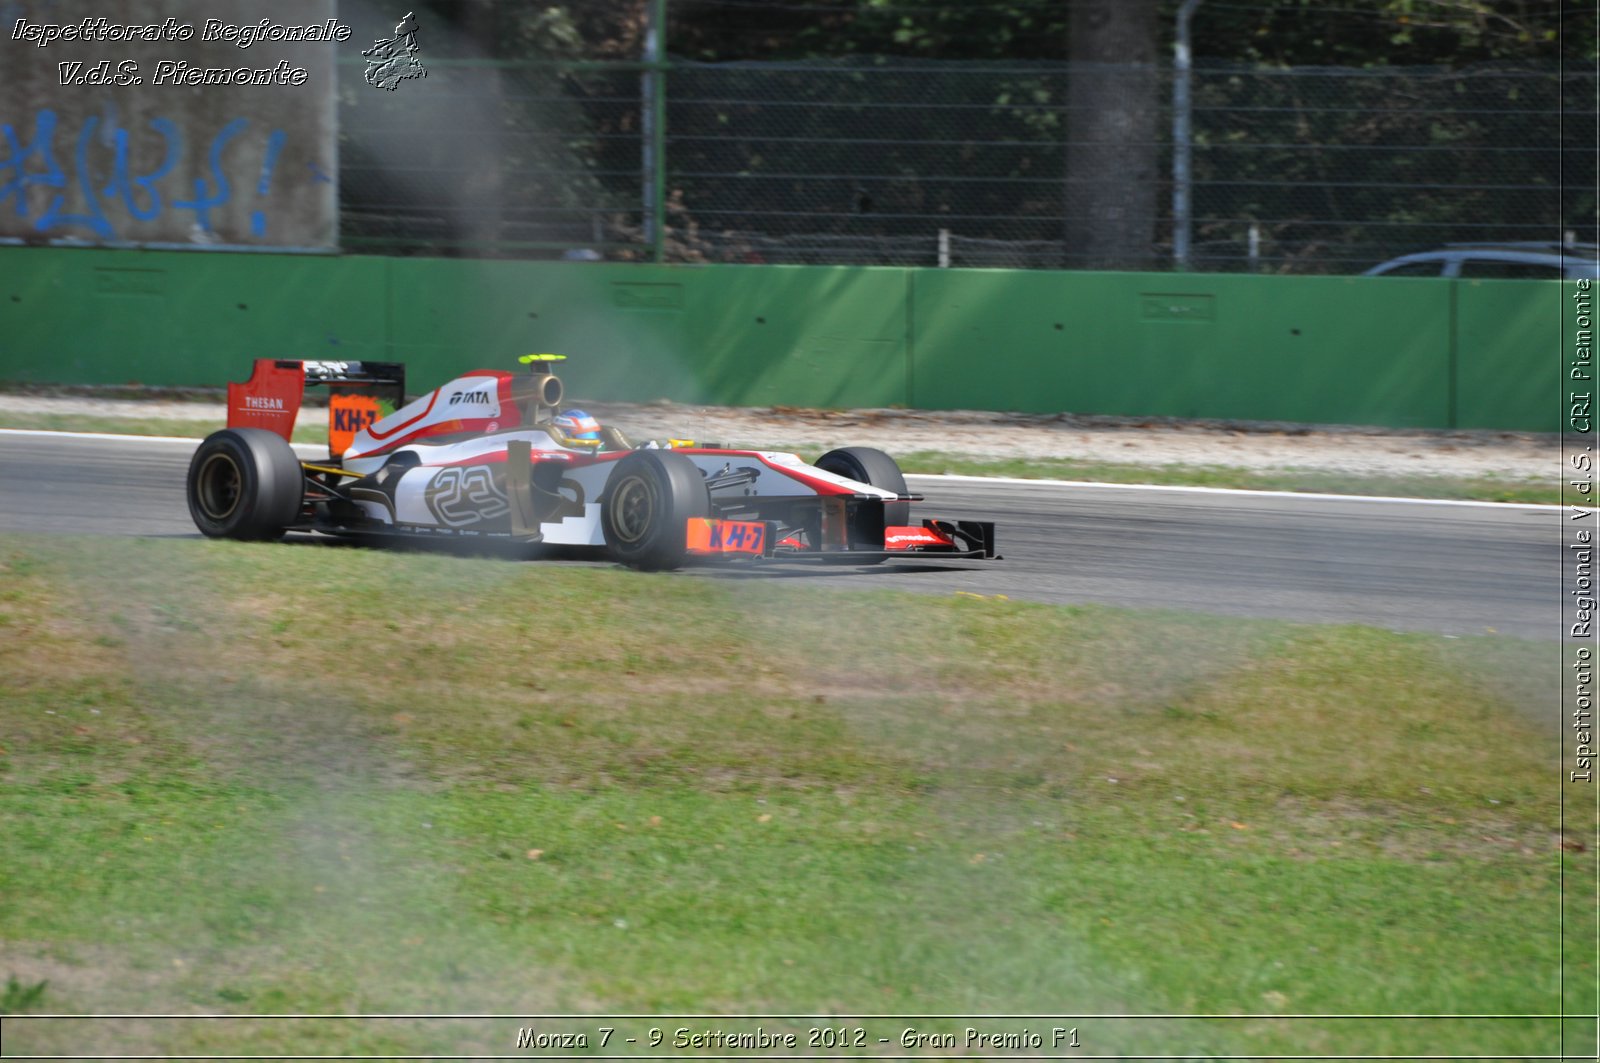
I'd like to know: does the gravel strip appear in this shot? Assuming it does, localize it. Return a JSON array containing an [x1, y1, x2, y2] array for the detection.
[[0, 392, 1557, 480]]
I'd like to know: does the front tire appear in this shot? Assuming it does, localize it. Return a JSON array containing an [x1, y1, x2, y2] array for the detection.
[[186, 428, 304, 541], [601, 450, 711, 570], [814, 446, 910, 562], [815, 446, 910, 527], [819, 445, 908, 518]]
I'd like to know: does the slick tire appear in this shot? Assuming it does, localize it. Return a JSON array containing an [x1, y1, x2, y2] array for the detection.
[[601, 450, 711, 570], [815, 446, 908, 561], [187, 428, 304, 541], [815, 446, 910, 527]]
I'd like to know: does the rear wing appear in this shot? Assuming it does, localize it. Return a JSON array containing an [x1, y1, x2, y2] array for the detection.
[[226, 359, 406, 457]]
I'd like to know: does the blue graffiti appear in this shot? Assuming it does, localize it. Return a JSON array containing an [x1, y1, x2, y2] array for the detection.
[[0, 108, 290, 241], [252, 130, 286, 238], [105, 117, 180, 221], [170, 117, 247, 234], [0, 111, 65, 218], [36, 114, 111, 237]]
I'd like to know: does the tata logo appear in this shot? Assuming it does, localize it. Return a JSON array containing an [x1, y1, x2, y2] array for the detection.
[[448, 389, 493, 407]]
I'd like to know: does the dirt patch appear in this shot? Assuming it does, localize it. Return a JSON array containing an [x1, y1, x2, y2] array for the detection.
[[0, 390, 1557, 480]]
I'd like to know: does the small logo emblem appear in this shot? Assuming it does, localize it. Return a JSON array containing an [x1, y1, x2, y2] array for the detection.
[[363, 11, 427, 91]]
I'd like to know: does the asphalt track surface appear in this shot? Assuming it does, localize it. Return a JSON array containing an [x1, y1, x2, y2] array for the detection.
[[0, 430, 1565, 640]]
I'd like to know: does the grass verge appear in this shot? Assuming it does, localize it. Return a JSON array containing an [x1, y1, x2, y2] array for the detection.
[[0, 412, 1558, 504], [0, 533, 1585, 1056], [890, 451, 1558, 505]]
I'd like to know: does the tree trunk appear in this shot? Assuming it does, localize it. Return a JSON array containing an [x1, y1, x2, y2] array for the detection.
[[1064, 0, 1160, 270], [455, 2, 506, 255]]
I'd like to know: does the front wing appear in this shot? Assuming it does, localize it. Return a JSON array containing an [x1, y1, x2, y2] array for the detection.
[[686, 516, 998, 562]]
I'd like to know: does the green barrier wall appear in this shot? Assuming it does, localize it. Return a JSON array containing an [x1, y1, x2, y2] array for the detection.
[[0, 249, 389, 383], [0, 245, 1568, 431], [1453, 276, 1566, 431], [383, 260, 911, 409], [912, 270, 1452, 426]]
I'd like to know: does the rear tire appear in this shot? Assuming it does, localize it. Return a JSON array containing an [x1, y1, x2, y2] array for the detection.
[[601, 450, 711, 570], [186, 428, 304, 541]]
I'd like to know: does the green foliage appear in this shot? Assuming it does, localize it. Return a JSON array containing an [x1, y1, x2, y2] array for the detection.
[[339, 2, 1592, 265], [406, 1, 1588, 67], [1191, 0, 1588, 68]]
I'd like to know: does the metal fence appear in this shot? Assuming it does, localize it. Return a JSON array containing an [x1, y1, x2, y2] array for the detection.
[[337, 56, 1596, 273]]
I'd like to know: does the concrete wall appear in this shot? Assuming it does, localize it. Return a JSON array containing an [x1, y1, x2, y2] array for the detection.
[[0, 245, 1568, 430], [0, 0, 338, 249]]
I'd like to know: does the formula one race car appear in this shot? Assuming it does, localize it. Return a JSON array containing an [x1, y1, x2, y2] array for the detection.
[[185, 356, 998, 569]]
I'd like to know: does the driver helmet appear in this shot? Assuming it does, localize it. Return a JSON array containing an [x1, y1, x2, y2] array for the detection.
[[554, 409, 601, 441]]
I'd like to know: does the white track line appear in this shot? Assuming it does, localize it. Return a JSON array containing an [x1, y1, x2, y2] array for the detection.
[[0, 427, 326, 455], [1, 427, 211, 445], [906, 472, 1565, 510], [1, 427, 1565, 511]]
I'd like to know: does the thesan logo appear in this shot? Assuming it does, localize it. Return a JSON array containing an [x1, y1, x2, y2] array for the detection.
[[448, 389, 493, 407], [245, 396, 285, 410]]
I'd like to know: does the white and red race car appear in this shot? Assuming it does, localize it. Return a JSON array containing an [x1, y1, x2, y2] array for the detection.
[[185, 356, 997, 569]]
